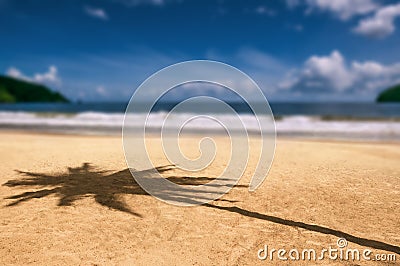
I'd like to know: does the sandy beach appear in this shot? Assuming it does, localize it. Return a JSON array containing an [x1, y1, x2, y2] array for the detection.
[[0, 132, 399, 265]]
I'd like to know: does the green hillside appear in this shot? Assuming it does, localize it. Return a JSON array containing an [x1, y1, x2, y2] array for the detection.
[[0, 75, 69, 103], [377, 84, 400, 102]]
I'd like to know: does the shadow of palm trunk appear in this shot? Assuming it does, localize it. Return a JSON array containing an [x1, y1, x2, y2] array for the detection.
[[204, 204, 400, 255], [3, 163, 399, 255]]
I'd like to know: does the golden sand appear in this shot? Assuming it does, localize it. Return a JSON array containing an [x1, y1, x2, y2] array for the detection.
[[0, 132, 399, 265]]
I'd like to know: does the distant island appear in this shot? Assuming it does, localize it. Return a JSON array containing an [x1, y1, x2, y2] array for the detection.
[[0, 75, 69, 103], [377, 84, 400, 102]]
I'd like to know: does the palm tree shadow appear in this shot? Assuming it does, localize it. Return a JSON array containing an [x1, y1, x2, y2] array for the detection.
[[4, 163, 165, 217], [204, 204, 400, 255], [3, 163, 237, 217], [3, 163, 399, 254]]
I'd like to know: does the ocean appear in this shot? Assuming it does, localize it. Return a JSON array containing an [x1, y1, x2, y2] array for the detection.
[[1, 102, 400, 141]]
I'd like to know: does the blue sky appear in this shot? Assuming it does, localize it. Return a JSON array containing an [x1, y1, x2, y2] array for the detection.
[[1, 0, 400, 102]]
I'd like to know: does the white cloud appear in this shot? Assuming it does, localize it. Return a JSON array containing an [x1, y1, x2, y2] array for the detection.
[[304, 0, 378, 20], [280, 50, 400, 94], [302, 50, 353, 91], [287, 0, 400, 38], [286, 0, 300, 9], [254, 6, 276, 16], [96, 86, 107, 96], [6, 66, 61, 87], [353, 3, 400, 38], [6, 67, 27, 81], [34, 66, 59, 84], [84, 6, 109, 20], [112, 0, 171, 7]]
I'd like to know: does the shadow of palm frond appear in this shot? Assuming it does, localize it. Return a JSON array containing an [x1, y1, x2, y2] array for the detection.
[[3, 163, 177, 217], [3, 163, 239, 216]]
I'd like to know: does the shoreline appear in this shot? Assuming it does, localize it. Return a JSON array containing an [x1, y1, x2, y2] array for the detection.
[[1, 108, 400, 143], [1, 129, 400, 145]]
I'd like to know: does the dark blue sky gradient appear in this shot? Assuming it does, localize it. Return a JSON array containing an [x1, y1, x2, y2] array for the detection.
[[0, 0, 399, 101]]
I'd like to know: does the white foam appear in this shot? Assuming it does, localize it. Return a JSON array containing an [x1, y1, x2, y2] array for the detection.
[[1, 111, 400, 140]]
